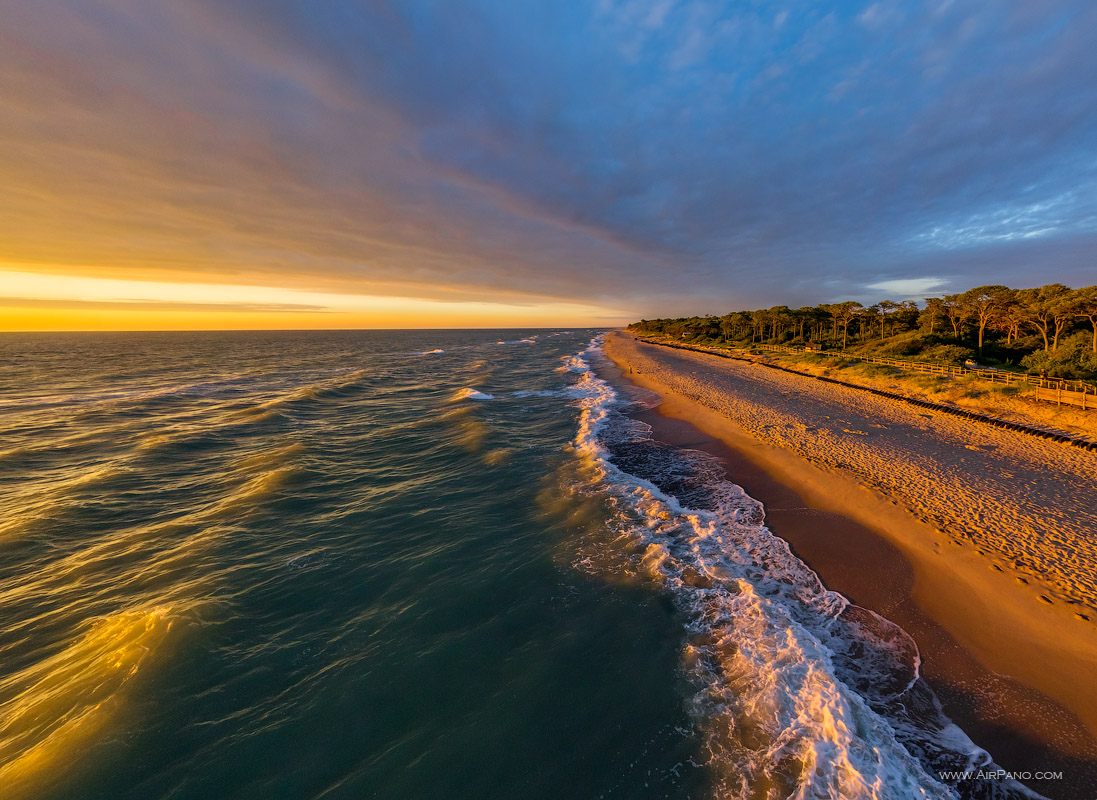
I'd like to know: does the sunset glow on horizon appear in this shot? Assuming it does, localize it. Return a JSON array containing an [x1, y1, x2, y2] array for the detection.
[[0, 268, 629, 331]]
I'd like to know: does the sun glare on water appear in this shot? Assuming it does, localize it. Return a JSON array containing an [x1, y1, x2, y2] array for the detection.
[[0, 607, 181, 799]]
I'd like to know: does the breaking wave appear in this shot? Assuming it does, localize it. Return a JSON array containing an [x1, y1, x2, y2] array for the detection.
[[565, 336, 1039, 800], [452, 387, 495, 401]]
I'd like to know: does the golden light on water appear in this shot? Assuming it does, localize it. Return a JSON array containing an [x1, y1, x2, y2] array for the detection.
[[0, 608, 178, 799]]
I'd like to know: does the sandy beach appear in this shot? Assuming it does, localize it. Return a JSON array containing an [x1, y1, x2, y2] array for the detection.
[[603, 331, 1097, 798]]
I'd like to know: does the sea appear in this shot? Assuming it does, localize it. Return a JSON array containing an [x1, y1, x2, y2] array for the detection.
[[0, 329, 1037, 800]]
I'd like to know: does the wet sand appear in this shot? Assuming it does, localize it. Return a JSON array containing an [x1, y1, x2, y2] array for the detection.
[[602, 331, 1097, 799]]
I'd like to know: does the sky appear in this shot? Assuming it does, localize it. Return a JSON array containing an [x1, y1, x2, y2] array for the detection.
[[1, 0, 1096, 330]]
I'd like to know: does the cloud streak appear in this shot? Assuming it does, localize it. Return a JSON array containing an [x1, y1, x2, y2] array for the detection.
[[0, 298, 329, 313], [1, 0, 1095, 320]]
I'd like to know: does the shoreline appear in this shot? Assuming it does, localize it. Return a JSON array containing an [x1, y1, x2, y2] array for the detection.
[[600, 331, 1097, 798]]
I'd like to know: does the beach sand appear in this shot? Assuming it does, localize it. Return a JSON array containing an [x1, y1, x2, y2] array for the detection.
[[603, 331, 1097, 798]]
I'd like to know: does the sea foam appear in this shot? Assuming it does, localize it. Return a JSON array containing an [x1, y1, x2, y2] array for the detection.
[[453, 388, 494, 401], [564, 336, 1039, 800]]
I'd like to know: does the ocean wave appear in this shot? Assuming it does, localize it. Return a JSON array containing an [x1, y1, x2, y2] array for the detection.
[[0, 606, 189, 799], [452, 388, 494, 401], [252, 369, 371, 410], [510, 389, 563, 398], [287, 548, 329, 571], [413, 349, 445, 355], [565, 336, 1038, 800], [0, 377, 261, 415], [557, 355, 590, 374], [511, 386, 599, 401]]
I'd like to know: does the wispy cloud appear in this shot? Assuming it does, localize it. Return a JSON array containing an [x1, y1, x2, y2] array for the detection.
[[0, 298, 330, 312], [865, 277, 948, 298]]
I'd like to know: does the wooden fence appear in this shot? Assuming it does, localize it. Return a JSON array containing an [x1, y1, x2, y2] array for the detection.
[[1034, 386, 1095, 410]]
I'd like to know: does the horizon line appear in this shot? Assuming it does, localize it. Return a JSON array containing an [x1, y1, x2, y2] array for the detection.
[[0, 325, 621, 334]]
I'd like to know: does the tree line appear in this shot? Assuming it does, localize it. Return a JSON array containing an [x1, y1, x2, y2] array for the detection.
[[628, 284, 1097, 379]]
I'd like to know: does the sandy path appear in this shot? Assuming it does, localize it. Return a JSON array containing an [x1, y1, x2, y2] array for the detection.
[[609, 333, 1097, 612]]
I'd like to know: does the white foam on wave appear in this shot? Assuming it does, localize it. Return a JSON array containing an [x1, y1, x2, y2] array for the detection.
[[453, 388, 494, 401], [562, 336, 1034, 800], [414, 348, 445, 355], [557, 355, 589, 374]]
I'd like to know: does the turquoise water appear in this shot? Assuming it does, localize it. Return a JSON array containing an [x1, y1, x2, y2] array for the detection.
[[0, 330, 702, 799], [0, 329, 1034, 799]]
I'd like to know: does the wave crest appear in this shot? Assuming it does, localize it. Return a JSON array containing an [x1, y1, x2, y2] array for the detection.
[[452, 388, 494, 401], [0, 607, 188, 799], [564, 336, 1035, 800]]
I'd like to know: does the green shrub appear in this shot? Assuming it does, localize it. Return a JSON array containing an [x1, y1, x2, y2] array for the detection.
[[858, 331, 934, 357], [921, 344, 974, 364], [852, 363, 899, 378], [1020, 332, 1097, 379]]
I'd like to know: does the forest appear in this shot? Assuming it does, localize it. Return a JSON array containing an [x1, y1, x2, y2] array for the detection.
[[628, 284, 1097, 379]]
